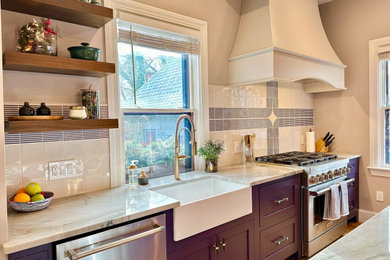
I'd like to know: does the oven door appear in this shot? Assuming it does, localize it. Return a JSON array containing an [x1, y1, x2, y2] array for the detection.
[[303, 177, 354, 242]]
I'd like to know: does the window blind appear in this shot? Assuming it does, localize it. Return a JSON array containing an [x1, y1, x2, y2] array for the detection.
[[118, 29, 200, 55], [378, 46, 390, 60]]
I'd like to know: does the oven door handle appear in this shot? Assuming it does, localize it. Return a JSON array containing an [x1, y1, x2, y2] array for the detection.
[[309, 178, 355, 196], [67, 224, 165, 260]]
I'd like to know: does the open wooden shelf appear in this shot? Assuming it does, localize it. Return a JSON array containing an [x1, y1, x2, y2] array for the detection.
[[3, 51, 116, 77], [5, 119, 118, 133], [1, 0, 113, 29]]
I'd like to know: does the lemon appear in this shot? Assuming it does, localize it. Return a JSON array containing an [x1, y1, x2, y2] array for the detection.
[[31, 194, 45, 202], [25, 182, 41, 196], [13, 193, 31, 203]]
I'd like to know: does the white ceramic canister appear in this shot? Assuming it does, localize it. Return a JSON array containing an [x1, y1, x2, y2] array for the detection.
[[69, 106, 87, 120]]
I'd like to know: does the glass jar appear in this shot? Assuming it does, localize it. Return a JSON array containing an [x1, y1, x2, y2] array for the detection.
[[81, 89, 100, 119], [16, 19, 58, 56]]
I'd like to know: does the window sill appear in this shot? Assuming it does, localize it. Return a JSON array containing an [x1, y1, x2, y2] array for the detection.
[[368, 166, 390, 177]]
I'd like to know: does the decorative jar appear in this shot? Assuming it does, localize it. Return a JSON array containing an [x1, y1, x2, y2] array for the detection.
[[16, 18, 58, 56]]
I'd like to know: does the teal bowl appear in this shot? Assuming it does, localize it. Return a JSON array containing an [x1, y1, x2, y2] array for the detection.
[[8, 191, 54, 212], [68, 42, 102, 61]]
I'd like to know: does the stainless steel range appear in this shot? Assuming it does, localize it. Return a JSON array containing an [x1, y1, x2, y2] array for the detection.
[[255, 151, 354, 258]]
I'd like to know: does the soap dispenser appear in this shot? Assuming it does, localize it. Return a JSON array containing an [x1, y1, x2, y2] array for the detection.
[[127, 160, 139, 189]]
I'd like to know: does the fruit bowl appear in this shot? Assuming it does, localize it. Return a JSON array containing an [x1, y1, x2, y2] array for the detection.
[[8, 192, 54, 212]]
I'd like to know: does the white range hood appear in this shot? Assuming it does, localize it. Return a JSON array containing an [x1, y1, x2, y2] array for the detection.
[[229, 0, 346, 93]]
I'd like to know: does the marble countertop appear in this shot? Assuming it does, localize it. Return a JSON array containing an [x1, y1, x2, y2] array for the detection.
[[311, 207, 389, 260], [4, 163, 300, 254], [334, 153, 361, 160], [4, 186, 179, 254]]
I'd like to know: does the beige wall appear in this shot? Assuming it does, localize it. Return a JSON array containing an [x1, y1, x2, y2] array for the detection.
[[132, 0, 242, 85], [317, 0, 390, 213]]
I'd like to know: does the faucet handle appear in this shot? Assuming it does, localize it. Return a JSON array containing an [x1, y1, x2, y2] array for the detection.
[[193, 141, 197, 156], [177, 154, 187, 160]]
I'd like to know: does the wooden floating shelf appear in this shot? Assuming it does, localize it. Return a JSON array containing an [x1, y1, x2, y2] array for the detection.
[[3, 51, 116, 77], [1, 0, 113, 29], [5, 119, 119, 133]]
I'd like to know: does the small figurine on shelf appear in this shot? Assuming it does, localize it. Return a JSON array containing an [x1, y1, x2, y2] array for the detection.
[[19, 102, 34, 116], [37, 103, 51, 116], [16, 18, 58, 56]]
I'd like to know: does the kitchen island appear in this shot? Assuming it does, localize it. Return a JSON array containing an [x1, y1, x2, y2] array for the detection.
[[311, 206, 390, 259]]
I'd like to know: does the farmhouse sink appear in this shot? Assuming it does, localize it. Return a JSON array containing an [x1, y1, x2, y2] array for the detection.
[[151, 176, 252, 241]]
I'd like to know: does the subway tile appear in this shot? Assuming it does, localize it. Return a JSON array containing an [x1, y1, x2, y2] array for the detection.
[[21, 132, 43, 144], [44, 142, 64, 162], [209, 120, 216, 131], [64, 130, 83, 141], [4, 105, 19, 119], [5, 145, 22, 197], [82, 139, 102, 158], [83, 129, 101, 140], [64, 140, 83, 160], [223, 120, 231, 131], [215, 120, 224, 131], [101, 129, 109, 138], [214, 108, 223, 119], [209, 108, 215, 119], [5, 133, 20, 145], [43, 131, 64, 143]]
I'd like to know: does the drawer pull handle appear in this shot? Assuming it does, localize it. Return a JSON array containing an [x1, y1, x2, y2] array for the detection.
[[220, 238, 226, 251], [213, 243, 220, 255], [274, 236, 289, 246], [275, 197, 289, 204], [348, 183, 354, 187]]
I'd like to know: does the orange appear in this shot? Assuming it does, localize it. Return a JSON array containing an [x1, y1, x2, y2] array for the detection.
[[16, 187, 26, 194], [13, 193, 31, 203]]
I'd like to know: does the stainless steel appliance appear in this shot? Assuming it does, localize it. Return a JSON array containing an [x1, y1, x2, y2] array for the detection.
[[56, 214, 166, 260], [256, 152, 354, 257]]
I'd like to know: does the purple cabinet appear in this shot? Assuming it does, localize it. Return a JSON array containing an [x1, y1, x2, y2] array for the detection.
[[259, 215, 300, 260], [8, 244, 53, 260], [167, 220, 254, 260], [258, 175, 300, 230], [347, 158, 359, 222]]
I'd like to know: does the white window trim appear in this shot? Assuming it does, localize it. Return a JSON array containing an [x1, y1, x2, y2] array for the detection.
[[368, 36, 390, 177], [104, 0, 209, 187]]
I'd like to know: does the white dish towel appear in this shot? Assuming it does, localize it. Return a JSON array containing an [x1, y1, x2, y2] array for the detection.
[[340, 181, 350, 216], [323, 183, 341, 220]]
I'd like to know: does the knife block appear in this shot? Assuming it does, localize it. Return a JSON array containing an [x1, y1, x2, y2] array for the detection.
[[315, 138, 329, 153]]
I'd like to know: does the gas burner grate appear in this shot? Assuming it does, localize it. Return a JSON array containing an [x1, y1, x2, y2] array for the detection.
[[255, 151, 338, 166]]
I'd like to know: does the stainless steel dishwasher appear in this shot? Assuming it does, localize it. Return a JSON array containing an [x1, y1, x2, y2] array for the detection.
[[56, 214, 166, 260]]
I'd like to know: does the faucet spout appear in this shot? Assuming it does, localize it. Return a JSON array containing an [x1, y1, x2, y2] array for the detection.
[[174, 114, 197, 180]]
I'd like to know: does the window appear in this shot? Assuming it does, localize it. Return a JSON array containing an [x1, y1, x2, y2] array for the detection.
[[381, 59, 390, 165], [117, 21, 200, 178], [368, 37, 390, 175]]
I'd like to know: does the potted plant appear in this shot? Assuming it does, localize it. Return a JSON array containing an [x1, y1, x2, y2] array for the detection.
[[198, 140, 225, 172]]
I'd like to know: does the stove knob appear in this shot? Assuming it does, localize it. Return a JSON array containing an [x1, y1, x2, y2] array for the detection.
[[309, 176, 316, 184], [342, 167, 347, 175], [328, 170, 334, 179], [323, 173, 329, 181], [347, 166, 352, 173], [334, 169, 340, 177], [319, 174, 324, 182], [314, 175, 320, 184]]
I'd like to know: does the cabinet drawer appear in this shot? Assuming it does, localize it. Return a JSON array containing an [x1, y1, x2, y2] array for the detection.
[[259, 175, 300, 229], [259, 215, 299, 260]]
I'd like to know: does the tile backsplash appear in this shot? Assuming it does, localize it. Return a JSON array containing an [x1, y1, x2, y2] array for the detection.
[[208, 81, 314, 167], [5, 104, 110, 199]]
